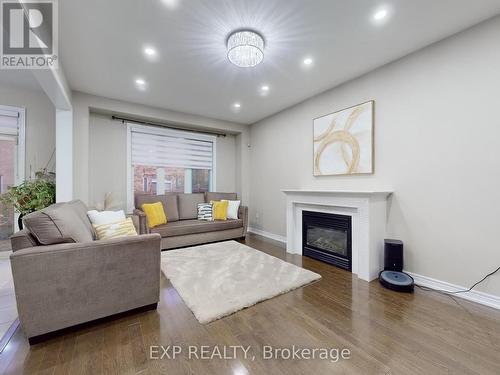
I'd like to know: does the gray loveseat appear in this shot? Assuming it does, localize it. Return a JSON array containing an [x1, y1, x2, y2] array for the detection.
[[134, 192, 248, 250], [9, 200, 161, 344]]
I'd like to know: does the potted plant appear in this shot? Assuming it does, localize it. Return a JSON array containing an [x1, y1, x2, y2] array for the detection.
[[0, 170, 56, 230]]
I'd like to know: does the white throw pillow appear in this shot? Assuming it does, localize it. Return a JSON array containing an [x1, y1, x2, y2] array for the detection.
[[87, 209, 126, 226], [222, 200, 240, 220]]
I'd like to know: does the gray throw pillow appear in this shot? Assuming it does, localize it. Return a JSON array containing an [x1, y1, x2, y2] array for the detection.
[[23, 201, 94, 245]]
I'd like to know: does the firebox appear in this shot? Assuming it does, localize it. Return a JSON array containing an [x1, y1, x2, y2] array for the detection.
[[302, 211, 352, 271]]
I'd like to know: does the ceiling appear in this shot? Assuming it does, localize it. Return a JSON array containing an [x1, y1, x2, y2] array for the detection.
[[0, 70, 40, 91], [57, 0, 500, 124]]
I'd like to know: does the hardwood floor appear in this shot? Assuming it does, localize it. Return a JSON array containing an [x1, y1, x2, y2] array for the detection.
[[1, 233, 500, 374]]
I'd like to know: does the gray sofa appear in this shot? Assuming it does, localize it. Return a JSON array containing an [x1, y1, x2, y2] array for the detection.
[[9, 200, 161, 344], [134, 192, 248, 250]]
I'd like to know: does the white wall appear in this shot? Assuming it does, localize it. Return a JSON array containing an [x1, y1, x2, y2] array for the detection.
[[88, 113, 127, 209], [215, 134, 237, 192], [0, 85, 55, 178], [74, 92, 248, 209], [88, 113, 237, 210], [55, 109, 73, 202], [249, 16, 500, 296]]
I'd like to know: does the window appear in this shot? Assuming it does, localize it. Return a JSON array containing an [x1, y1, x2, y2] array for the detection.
[[0, 105, 25, 238], [127, 124, 216, 212]]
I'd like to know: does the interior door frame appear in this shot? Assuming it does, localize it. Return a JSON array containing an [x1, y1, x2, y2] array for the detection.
[[0, 105, 26, 232]]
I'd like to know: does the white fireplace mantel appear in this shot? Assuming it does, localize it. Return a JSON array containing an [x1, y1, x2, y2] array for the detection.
[[282, 189, 393, 282]]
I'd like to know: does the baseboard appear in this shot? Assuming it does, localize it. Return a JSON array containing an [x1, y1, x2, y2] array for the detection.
[[0, 319, 19, 353], [406, 271, 500, 310], [242, 231, 500, 310], [248, 227, 286, 244]]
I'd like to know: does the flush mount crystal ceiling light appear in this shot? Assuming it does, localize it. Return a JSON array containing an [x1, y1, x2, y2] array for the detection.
[[226, 29, 264, 68]]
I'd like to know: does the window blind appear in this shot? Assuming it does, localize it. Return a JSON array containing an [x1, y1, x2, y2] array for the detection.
[[0, 108, 19, 136], [131, 130, 214, 170]]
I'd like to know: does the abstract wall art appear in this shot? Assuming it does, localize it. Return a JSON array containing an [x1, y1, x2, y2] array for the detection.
[[313, 101, 374, 176]]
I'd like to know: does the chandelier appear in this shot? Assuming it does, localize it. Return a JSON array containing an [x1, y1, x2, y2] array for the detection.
[[226, 30, 264, 68]]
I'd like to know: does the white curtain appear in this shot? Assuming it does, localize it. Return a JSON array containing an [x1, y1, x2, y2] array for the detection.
[[0, 108, 19, 138]]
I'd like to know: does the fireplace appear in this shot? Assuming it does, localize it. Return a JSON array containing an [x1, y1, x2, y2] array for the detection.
[[284, 190, 392, 281], [302, 211, 352, 271]]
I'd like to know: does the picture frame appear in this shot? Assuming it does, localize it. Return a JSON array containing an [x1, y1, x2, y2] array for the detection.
[[313, 100, 374, 176]]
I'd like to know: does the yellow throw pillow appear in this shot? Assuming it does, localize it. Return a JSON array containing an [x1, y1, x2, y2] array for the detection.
[[211, 200, 228, 221], [141, 202, 167, 228], [93, 217, 138, 240]]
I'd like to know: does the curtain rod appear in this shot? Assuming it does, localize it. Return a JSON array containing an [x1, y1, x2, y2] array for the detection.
[[111, 115, 227, 137]]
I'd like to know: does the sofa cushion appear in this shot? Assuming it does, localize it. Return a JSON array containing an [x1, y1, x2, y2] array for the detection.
[[135, 194, 179, 222], [23, 203, 64, 245], [206, 192, 237, 202], [68, 200, 96, 238], [23, 200, 94, 245], [150, 218, 243, 237], [177, 193, 205, 220], [42, 202, 94, 243]]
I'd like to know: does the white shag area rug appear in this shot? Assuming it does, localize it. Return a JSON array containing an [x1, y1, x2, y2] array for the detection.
[[161, 240, 321, 324]]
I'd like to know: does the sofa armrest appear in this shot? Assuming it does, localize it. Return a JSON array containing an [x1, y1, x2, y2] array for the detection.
[[133, 208, 149, 234], [238, 205, 248, 237], [129, 214, 140, 232], [11, 233, 160, 257], [10, 229, 38, 252], [10, 233, 161, 338]]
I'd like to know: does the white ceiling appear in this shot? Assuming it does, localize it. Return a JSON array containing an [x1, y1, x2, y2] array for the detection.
[[58, 0, 500, 124], [0, 70, 40, 91]]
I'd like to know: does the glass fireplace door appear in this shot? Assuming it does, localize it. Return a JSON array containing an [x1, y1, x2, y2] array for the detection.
[[302, 211, 352, 271], [305, 225, 348, 257]]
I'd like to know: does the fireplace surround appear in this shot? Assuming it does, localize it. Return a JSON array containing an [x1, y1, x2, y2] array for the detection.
[[282, 189, 392, 281]]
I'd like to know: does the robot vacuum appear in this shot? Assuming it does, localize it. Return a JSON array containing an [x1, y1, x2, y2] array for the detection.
[[379, 239, 414, 293], [379, 270, 414, 293]]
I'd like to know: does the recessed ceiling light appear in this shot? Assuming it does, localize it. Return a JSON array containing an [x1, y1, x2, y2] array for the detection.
[[162, 0, 179, 9], [259, 85, 270, 96], [373, 9, 388, 20], [233, 103, 241, 108], [303, 57, 313, 65], [135, 78, 147, 90], [372, 7, 393, 25], [144, 47, 156, 56]]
